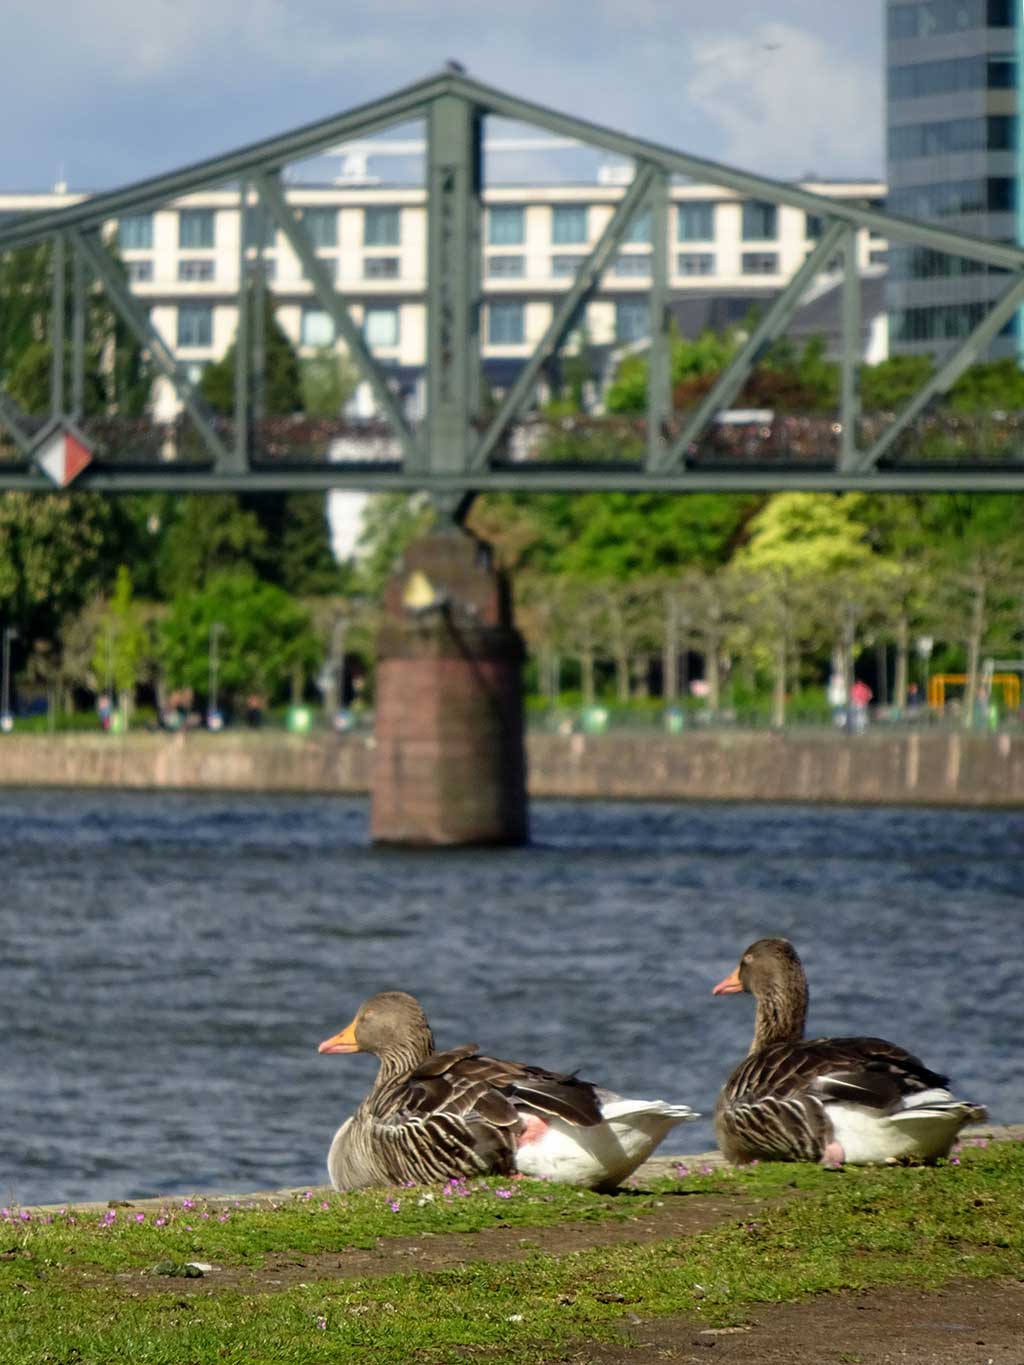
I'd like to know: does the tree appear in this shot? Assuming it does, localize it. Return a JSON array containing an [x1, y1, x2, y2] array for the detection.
[[200, 289, 302, 418], [0, 241, 152, 418], [91, 566, 149, 723], [157, 494, 268, 598], [158, 570, 318, 705], [354, 493, 436, 597], [300, 348, 359, 418]]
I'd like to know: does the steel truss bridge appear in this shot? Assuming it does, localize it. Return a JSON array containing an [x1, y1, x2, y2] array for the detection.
[[3, 68, 1024, 497]]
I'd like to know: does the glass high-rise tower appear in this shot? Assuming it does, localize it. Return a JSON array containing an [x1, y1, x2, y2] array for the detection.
[[886, 0, 1020, 358]]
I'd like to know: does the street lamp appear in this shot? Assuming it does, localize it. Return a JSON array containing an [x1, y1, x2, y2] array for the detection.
[[1, 626, 18, 733], [916, 635, 934, 698], [208, 622, 226, 731]]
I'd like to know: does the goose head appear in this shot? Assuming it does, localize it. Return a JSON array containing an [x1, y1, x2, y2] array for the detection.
[[713, 937, 803, 997], [318, 991, 435, 1070], [712, 938, 808, 1049]]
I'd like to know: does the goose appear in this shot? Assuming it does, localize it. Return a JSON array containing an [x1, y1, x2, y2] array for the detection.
[[318, 990, 698, 1192], [711, 938, 986, 1166]]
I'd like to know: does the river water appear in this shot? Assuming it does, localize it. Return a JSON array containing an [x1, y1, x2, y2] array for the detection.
[[2, 790, 1021, 1206]]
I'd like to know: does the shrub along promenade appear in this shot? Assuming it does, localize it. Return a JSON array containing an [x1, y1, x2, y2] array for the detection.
[[0, 728, 1022, 805], [2, 1133, 1021, 1363]]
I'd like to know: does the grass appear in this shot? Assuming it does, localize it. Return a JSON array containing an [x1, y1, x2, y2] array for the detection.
[[1, 1141, 1021, 1364]]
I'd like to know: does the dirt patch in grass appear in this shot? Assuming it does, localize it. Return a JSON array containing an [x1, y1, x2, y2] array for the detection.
[[109, 1189, 765, 1297], [568, 1277, 1024, 1364]]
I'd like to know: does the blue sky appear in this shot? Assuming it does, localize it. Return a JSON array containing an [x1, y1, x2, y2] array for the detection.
[[4, 1, 884, 194]]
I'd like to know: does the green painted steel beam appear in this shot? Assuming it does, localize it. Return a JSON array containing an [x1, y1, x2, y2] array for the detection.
[[471, 161, 655, 471], [256, 172, 417, 462], [2, 464, 1024, 492], [658, 219, 848, 471], [4, 68, 1022, 276], [646, 171, 671, 471], [0, 74, 450, 250], [71, 229, 231, 469], [232, 182, 250, 475], [425, 93, 483, 477], [452, 73, 1024, 271], [50, 233, 65, 421], [853, 272, 1024, 473], [0, 395, 32, 456], [839, 227, 862, 472]]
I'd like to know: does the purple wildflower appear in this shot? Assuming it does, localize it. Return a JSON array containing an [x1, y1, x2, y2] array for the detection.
[[389, 1199, 401, 1213], [316, 1316, 327, 1331], [135, 1213, 145, 1223], [495, 1189, 513, 1199]]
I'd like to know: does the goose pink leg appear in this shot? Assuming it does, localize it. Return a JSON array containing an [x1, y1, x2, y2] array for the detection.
[[822, 1141, 845, 1168]]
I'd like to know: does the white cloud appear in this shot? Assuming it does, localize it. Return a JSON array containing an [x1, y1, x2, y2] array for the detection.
[[684, 21, 882, 179]]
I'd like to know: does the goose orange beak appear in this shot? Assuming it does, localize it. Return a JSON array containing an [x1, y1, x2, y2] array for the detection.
[[712, 967, 743, 996], [318, 1021, 359, 1054]]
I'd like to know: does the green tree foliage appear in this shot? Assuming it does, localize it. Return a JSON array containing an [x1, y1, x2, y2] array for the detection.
[[300, 349, 359, 418], [91, 566, 149, 717], [0, 493, 136, 644], [158, 570, 318, 703], [199, 290, 302, 418], [0, 242, 152, 418], [354, 494, 436, 597], [157, 494, 268, 598]]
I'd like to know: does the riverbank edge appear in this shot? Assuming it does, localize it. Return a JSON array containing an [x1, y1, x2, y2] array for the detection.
[[1, 729, 1023, 805], [25, 1124, 1015, 1216]]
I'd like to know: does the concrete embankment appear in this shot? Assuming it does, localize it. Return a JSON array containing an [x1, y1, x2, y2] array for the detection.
[[0, 728, 1022, 805]]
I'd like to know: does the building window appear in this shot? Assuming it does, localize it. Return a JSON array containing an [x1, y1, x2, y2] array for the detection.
[[363, 256, 400, 279], [364, 207, 400, 247], [125, 259, 154, 283], [614, 252, 651, 277], [488, 205, 525, 245], [178, 209, 215, 250], [805, 214, 825, 240], [487, 254, 526, 278], [301, 307, 335, 348], [616, 299, 649, 343], [298, 206, 338, 248], [364, 306, 399, 348], [741, 252, 779, 275], [888, 115, 1015, 160], [625, 209, 651, 244], [742, 201, 777, 241], [243, 208, 275, 249], [488, 301, 525, 344], [888, 177, 1015, 218], [677, 201, 715, 241], [551, 204, 588, 244], [178, 258, 215, 282], [551, 254, 586, 277], [677, 252, 715, 276], [888, 54, 1017, 99], [177, 303, 213, 347], [888, 0, 1015, 39], [869, 248, 888, 266], [118, 213, 153, 250]]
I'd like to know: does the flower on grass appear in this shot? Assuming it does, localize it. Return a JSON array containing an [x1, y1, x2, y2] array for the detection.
[[949, 1156, 961, 1166], [495, 1189, 514, 1199], [674, 1164, 689, 1178], [315, 1316, 327, 1331], [320, 1201, 330, 1211], [389, 1200, 401, 1213], [134, 1213, 145, 1223], [182, 1199, 195, 1211], [155, 1218, 167, 1228]]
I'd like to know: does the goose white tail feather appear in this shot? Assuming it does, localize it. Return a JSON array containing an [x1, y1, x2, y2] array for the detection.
[[514, 1097, 699, 1189]]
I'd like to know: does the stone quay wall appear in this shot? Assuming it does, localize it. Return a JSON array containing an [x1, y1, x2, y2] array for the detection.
[[0, 729, 1021, 806]]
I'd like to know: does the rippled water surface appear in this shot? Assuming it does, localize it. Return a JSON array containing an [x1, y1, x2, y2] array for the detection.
[[2, 790, 1021, 1205]]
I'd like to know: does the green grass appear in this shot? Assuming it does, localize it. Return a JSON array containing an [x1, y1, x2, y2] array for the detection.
[[2, 1143, 1022, 1364]]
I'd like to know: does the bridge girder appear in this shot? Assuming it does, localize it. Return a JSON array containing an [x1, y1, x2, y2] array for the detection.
[[1, 69, 1023, 494]]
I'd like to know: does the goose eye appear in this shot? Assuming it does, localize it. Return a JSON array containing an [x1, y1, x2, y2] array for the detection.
[[742, 953, 753, 964]]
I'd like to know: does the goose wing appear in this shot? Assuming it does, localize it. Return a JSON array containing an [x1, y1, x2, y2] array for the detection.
[[718, 1037, 950, 1163], [361, 1046, 604, 1187]]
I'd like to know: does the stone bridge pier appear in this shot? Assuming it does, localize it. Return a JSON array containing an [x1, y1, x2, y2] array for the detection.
[[370, 527, 528, 846]]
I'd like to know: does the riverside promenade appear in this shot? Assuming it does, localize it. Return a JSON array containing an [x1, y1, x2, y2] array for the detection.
[[0, 729, 1022, 806]]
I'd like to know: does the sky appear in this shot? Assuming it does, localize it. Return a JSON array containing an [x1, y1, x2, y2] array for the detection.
[[3, 1, 884, 195]]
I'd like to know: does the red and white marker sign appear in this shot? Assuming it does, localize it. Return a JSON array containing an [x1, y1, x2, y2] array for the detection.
[[37, 429, 93, 487]]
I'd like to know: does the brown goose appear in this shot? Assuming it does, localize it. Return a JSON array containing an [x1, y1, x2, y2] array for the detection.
[[712, 938, 986, 1166], [318, 991, 697, 1191]]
